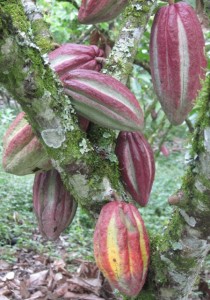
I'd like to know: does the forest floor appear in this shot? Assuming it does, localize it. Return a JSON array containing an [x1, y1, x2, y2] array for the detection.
[[0, 235, 210, 300]]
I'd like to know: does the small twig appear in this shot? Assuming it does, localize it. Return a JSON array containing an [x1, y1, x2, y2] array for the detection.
[[144, 98, 157, 120], [168, 0, 175, 4], [134, 59, 151, 74], [149, 115, 167, 146], [185, 118, 194, 133], [155, 123, 173, 157], [56, 0, 79, 10]]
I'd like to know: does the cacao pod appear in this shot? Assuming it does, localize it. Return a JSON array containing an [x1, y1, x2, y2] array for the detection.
[[160, 144, 170, 157], [78, 0, 129, 24], [49, 43, 104, 76], [94, 200, 150, 296], [150, 2, 207, 125], [78, 115, 90, 132], [2, 112, 51, 176], [33, 169, 77, 241], [62, 69, 144, 132], [115, 131, 155, 206]]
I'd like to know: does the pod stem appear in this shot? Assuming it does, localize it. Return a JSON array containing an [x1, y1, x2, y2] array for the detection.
[[168, 0, 175, 4]]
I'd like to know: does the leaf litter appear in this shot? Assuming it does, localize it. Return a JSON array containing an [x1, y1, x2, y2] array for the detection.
[[0, 242, 117, 300]]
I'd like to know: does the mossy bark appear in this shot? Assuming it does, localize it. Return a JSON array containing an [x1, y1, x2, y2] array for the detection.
[[0, 0, 122, 216], [0, 1, 210, 299]]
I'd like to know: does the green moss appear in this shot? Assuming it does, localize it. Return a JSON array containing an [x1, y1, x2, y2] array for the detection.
[[173, 255, 197, 272], [190, 76, 210, 155], [124, 1, 152, 21], [181, 169, 195, 201], [133, 290, 156, 300], [1, 2, 29, 33], [163, 209, 185, 248], [31, 20, 54, 53]]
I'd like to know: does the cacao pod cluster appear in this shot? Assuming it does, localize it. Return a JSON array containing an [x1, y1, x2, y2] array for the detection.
[[2, 1, 206, 296], [48, 43, 144, 132], [48, 39, 153, 296], [2, 112, 78, 241]]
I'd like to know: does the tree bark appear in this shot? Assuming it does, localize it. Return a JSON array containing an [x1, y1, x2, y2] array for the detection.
[[0, 1, 209, 299]]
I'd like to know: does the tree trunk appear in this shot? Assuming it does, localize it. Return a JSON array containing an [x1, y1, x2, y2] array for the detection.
[[0, 1, 209, 299]]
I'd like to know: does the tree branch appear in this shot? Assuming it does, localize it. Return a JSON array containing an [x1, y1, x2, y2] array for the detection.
[[103, 0, 156, 84], [134, 58, 151, 74]]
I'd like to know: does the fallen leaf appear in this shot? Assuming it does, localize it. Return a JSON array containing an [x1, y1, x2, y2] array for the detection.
[[0, 295, 10, 300], [2, 272, 15, 281], [25, 291, 44, 300], [54, 282, 68, 297], [77, 262, 99, 278], [68, 276, 101, 295], [29, 270, 48, 287], [0, 261, 10, 271], [64, 291, 105, 299]]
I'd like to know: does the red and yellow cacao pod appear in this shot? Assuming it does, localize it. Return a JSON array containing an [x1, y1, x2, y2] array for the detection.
[[78, 0, 129, 24], [94, 200, 150, 296], [115, 132, 155, 207], [150, 2, 207, 125], [33, 169, 77, 241], [2, 112, 51, 176], [49, 43, 104, 76], [62, 69, 144, 132]]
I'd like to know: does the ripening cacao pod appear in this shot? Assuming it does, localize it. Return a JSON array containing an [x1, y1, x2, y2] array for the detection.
[[49, 44, 104, 76], [62, 69, 144, 132], [94, 200, 150, 296], [115, 132, 155, 207], [2, 112, 51, 176], [78, 0, 129, 24], [33, 169, 77, 241], [150, 2, 207, 125]]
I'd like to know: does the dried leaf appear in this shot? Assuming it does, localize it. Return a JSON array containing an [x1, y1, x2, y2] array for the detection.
[[2, 272, 15, 281], [25, 291, 44, 300], [29, 270, 48, 287], [64, 291, 105, 299], [0, 296, 10, 300], [0, 261, 11, 271]]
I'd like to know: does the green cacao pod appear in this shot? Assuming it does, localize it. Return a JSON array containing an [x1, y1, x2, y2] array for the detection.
[[150, 2, 207, 125], [33, 169, 77, 241], [2, 112, 51, 176], [94, 200, 150, 296]]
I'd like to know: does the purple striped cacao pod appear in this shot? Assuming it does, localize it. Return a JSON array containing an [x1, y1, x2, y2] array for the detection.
[[115, 132, 155, 207], [78, 0, 129, 24], [33, 169, 77, 241], [48, 44, 104, 76], [62, 69, 144, 132], [150, 2, 207, 125], [78, 115, 90, 132], [94, 200, 150, 296], [2, 112, 52, 176]]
